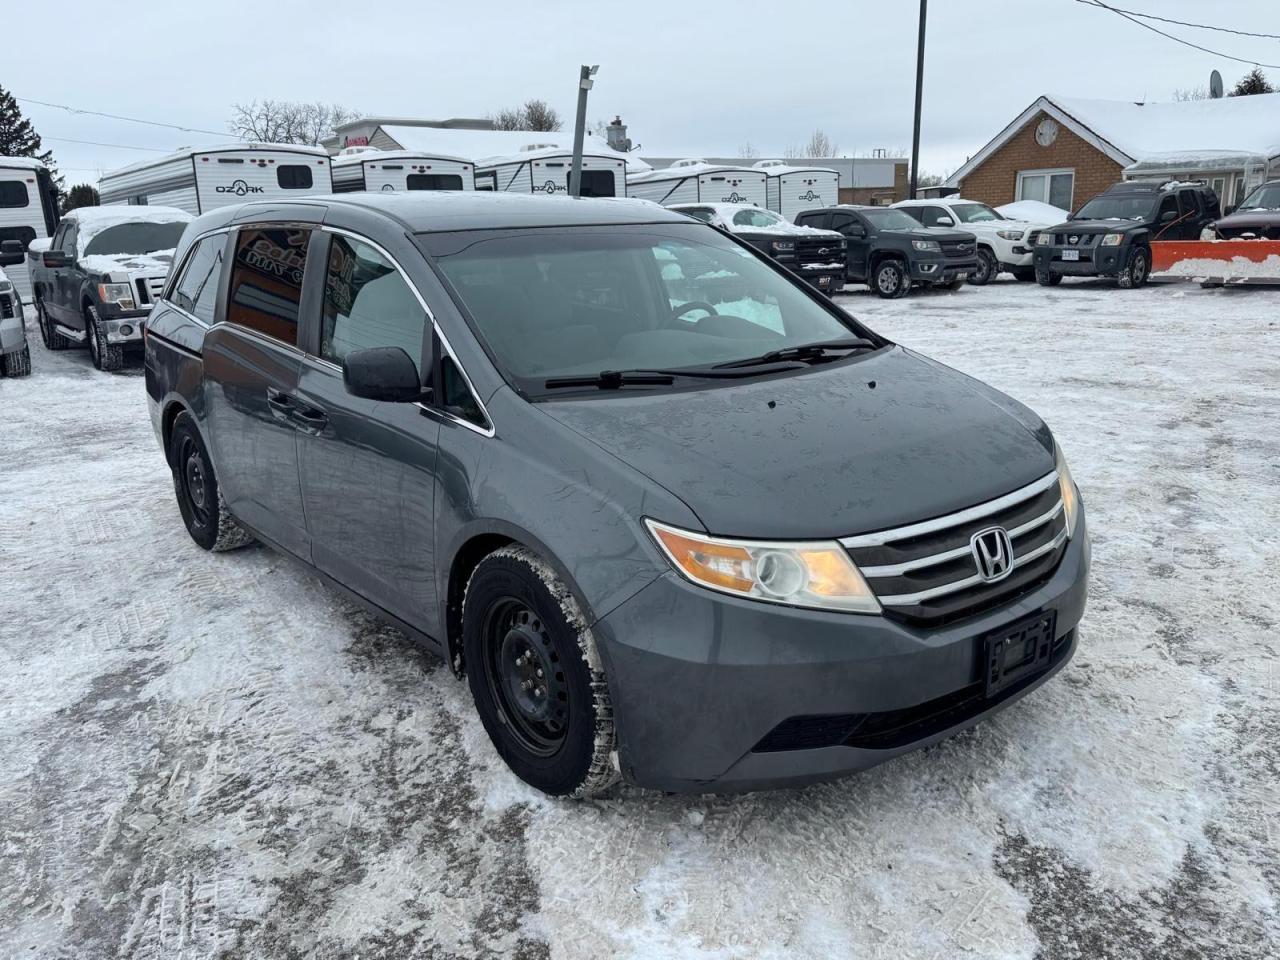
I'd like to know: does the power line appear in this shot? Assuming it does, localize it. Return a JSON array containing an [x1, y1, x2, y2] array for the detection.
[[1073, 0, 1280, 69], [14, 95, 228, 137], [1083, 4, 1280, 41], [43, 136, 170, 152]]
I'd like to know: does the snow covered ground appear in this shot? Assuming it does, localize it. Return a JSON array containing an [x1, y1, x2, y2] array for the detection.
[[1, 278, 1277, 959]]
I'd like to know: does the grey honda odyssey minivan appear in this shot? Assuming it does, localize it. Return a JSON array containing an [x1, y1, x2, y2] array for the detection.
[[144, 192, 1089, 796]]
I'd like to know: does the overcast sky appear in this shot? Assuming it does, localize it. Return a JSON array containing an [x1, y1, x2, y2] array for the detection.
[[5, 0, 1278, 186]]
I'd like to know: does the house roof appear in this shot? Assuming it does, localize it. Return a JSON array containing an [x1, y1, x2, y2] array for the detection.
[[949, 93, 1280, 186]]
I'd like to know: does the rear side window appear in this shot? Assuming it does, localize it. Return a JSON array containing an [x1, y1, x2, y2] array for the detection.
[[0, 180, 30, 208], [1177, 191, 1200, 217], [172, 235, 225, 324], [407, 173, 464, 191], [226, 227, 310, 345], [277, 165, 314, 190], [321, 234, 427, 372], [795, 212, 827, 229]]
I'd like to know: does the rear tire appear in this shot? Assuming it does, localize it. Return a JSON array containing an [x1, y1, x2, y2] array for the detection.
[[969, 247, 997, 286], [873, 260, 910, 299], [1117, 245, 1150, 289], [1, 345, 31, 377], [463, 545, 618, 798], [86, 304, 124, 371], [1035, 264, 1063, 286], [168, 412, 254, 552], [36, 299, 70, 350]]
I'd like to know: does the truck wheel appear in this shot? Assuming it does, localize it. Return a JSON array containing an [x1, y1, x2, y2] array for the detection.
[[1035, 264, 1063, 286], [969, 248, 997, 286], [168, 411, 255, 552], [36, 299, 70, 351], [2, 345, 31, 377], [1117, 246, 1150, 289], [85, 305, 124, 371], [463, 545, 619, 798], [873, 260, 909, 299]]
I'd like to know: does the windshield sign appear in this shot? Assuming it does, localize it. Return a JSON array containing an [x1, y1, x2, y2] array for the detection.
[[83, 222, 188, 258]]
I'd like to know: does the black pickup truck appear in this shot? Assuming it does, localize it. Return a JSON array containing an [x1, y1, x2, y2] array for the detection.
[[30, 206, 191, 370], [795, 205, 979, 298]]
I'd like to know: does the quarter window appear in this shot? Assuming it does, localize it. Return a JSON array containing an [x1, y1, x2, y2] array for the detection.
[[441, 356, 485, 426], [0, 180, 30, 208], [58, 224, 78, 256], [226, 227, 310, 345], [172, 235, 225, 323], [321, 235, 427, 372], [277, 165, 314, 190]]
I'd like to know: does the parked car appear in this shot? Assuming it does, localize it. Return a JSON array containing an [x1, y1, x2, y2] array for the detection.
[[31, 206, 192, 370], [670, 202, 847, 294], [1206, 179, 1280, 239], [1033, 179, 1220, 288], [795, 205, 980, 298], [893, 197, 1053, 284], [0, 243, 31, 377], [146, 193, 1089, 797]]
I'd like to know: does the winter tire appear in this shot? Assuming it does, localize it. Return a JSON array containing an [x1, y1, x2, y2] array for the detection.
[[463, 545, 618, 798], [1013, 267, 1037, 282], [1117, 246, 1150, 289], [86, 304, 124, 371], [37, 299, 70, 350], [969, 247, 997, 286], [1035, 264, 1063, 286], [168, 411, 254, 552], [873, 260, 909, 299], [1, 345, 31, 378]]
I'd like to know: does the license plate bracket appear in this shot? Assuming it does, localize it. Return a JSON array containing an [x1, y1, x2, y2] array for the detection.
[[1062, 249, 1080, 261], [983, 610, 1057, 697]]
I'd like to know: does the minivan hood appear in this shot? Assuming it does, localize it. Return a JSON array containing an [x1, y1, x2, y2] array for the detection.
[[538, 346, 1055, 540]]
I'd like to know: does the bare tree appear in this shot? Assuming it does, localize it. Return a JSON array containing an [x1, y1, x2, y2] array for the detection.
[[738, 141, 759, 159], [487, 99, 563, 132], [230, 100, 360, 146], [1173, 86, 1209, 102], [784, 128, 838, 159]]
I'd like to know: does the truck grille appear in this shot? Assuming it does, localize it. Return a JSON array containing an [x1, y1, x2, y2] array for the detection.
[[1053, 232, 1100, 247], [134, 277, 167, 306], [1026, 230, 1042, 246], [0, 292, 13, 320], [940, 240, 975, 259], [794, 237, 844, 268], [841, 472, 1069, 626]]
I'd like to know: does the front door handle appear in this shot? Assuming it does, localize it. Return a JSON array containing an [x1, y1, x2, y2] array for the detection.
[[291, 405, 329, 434], [266, 388, 296, 424]]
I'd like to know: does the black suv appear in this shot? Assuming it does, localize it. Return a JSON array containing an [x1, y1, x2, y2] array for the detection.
[[1033, 180, 1220, 288], [796, 205, 979, 298]]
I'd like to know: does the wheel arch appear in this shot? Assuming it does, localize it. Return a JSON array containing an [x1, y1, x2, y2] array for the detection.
[[160, 397, 197, 466]]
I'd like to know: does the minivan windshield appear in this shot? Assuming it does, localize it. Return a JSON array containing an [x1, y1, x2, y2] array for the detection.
[[83, 222, 188, 258], [425, 224, 875, 395], [1237, 183, 1280, 210], [1072, 194, 1153, 221]]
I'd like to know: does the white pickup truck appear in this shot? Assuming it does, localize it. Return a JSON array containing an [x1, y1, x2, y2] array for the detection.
[[892, 197, 1056, 285]]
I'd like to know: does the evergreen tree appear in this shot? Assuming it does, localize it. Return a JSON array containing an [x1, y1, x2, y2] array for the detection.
[[61, 183, 99, 215], [1230, 68, 1274, 97], [0, 84, 62, 194]]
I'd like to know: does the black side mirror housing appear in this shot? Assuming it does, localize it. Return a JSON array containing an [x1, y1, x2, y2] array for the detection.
[[42, 250, 70, 268], [0, 240, 22, 267], [1223, 204, 1237, 216], [343, 346, 427, 402], [1160, 210, 1178, 223]]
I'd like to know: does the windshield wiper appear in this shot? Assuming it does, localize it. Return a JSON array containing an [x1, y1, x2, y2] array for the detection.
[[543, 360, 821, 389], [712, 337, 877, 370]]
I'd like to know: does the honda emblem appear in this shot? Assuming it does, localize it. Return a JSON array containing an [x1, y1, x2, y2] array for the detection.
[[970, 527, 1014, 583]]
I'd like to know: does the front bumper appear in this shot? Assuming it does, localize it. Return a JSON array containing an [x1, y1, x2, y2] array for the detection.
[[99, 311, 148, 345], [1034, 245, 1123, 277], [912, 255, 977, 284], [597, 508, 1090, 792], [0, 296, 26, 355]]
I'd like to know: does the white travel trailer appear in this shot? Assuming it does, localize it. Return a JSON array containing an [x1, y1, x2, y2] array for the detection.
[[626, 160, 767, 208], [474, 146, 628, 197], [99, 143, 333, 216], [332, 148, 475, 193], [0, 156, 60, 301], [754, 160, 841, 220]]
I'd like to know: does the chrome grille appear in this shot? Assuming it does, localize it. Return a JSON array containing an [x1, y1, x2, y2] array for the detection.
[[940, 240, 975, 259], [0, 292, 13, 320], [134, 276, 167, 306], [841, 471, 1069, 626]]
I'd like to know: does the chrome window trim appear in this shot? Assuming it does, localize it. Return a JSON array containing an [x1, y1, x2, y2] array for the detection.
[[840, 471, 1058, 548]]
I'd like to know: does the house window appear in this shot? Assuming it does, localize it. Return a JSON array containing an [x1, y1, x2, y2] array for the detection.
[[1017, 168, 1075, 210]]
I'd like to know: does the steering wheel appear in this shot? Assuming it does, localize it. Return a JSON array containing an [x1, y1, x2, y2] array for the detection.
[[666, 301, 719, 328]]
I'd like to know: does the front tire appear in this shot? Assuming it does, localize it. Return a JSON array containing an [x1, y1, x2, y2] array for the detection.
[[86, 304, 124, 371], [463, 546, 618, 798], [1035, 263, 1063, 286], [1117, 245, 1150, 289], [969, 247, 997, 286], [873, 260, 910, 299], [1, 345, 31, 377], [168, 412, 254, 552]]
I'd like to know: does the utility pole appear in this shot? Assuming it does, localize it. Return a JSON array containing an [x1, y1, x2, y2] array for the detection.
[[909, 0, 927, 199], [569, 65, 599, 198]]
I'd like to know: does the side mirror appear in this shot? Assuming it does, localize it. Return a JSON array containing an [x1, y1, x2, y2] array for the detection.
[[42, 249, 71, 268], [342, 346, 426, 402], [1223, 204, 1237, 216], [935, 215, 955, 227], [0, 240, 22, 267], [1159, 210, 1178, 224]]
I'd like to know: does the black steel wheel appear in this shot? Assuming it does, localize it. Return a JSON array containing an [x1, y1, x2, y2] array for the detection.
[[482, 599, 571, 757]]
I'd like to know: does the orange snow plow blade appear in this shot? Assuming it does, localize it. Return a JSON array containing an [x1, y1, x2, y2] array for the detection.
[[1151, 240, 1280, 284]]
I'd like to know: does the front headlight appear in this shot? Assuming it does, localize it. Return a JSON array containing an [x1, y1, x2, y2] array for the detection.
[[1036, 232, 1053, 246], [646, 520, 881, 614], [1055, 447, 1080, 540], [912, 239, 940, 252], [1100, 233, 1124, 246], [771, 240, 795, 253], [98, 283, 136, 309], [0, 280, 11, 293], [996, 229, 1025, 241]]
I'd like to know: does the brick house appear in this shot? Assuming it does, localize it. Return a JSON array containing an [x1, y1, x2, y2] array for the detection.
[[948, 94, 1280, 213]]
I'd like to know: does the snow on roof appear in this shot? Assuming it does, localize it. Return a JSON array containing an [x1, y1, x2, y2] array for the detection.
[[332, 149, 471, 168], [376, 126, 651, 172], [474, 145, 630, 168], [950, 93, 1280, 187], [628, 162, 764, 183], [66, 205, 192, 258], [103, 142, 330, 179], [0, 156, 47, 172], [669, 202, 840, 236], [750, 160, 839, 177], [997, 200, 1071, 224]]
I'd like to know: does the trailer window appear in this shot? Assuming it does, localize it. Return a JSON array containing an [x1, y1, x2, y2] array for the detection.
[[226, 227, 310, 345], [0, 181, 30, 208], [172, 235, 224, 324], [277, 165, 314, 190], [406, 174, 464, 191], [320, 234, 427, 373], [567, 170, 616, 198]]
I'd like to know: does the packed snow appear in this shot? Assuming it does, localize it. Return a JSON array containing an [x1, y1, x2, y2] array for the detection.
[[78, 251, 176, 277], [998, 200, 1070, 224], [0, 277, 1277, 958], [65, 205, 191, 258], [1153, 253, 1280, 282]]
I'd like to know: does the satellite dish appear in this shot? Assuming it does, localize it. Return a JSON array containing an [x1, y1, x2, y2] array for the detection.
[[1210, 69, 1224, 99]]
